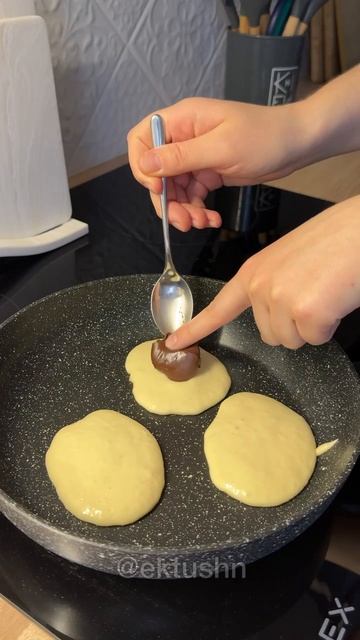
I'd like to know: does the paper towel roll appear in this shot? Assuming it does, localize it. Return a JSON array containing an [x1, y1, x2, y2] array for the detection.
[[0, 0, 34, 17], [0, 15, 71, 239]]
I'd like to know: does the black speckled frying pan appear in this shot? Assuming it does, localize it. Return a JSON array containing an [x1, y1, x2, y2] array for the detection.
[[0, 275, 359, 578]]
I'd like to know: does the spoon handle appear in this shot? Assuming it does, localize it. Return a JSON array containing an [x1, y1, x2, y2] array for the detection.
[[151, 114, 174, 272]]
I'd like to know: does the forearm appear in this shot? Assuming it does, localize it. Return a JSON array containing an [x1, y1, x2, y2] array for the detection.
[[295, 64, 360, 165]]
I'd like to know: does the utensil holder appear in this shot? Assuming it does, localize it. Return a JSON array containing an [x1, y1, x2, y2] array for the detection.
[[216, 31, 305, 234]]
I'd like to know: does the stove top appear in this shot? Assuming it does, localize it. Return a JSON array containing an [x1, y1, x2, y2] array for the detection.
[[1, 510, 359, 640], [0, 165, 359, 640]]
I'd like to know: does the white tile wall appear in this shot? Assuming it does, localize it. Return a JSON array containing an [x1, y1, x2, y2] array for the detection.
[[33, 0, 227, 176]]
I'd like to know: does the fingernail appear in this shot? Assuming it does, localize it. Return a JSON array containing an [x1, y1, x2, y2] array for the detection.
[[140, 152, 162, 174], [165, 334, 177, 349]]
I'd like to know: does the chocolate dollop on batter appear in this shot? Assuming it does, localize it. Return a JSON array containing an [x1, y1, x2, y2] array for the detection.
[[151, 338, 200, 382]]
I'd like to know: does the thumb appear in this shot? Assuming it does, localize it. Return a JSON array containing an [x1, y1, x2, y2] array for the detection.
[[165, 275, 251, 350], [139, 129, 222, 177]]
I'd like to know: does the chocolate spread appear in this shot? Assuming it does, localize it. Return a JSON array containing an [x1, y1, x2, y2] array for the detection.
[[151, 338, 200, 382]]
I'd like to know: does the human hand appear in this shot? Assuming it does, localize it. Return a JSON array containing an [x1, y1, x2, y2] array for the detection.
[[127, 97, 310, 231], [165, 196, 360, 350]]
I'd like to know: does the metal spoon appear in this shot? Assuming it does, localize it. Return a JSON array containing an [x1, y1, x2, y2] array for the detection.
[[150, 113, 193, 336]]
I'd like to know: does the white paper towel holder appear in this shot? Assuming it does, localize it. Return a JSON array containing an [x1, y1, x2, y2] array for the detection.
[[0, 15, 89, 257], [0, 218, 89, 257]]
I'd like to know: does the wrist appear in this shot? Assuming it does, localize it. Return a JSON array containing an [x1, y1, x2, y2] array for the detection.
[[283, 99, 323, 170], [294, 93, 335, 166], [293, 66, 360, 165]]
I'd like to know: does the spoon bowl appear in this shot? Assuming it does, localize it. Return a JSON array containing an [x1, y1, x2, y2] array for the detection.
[[151, 269, 193, 336], [150, 114, 193, 335]]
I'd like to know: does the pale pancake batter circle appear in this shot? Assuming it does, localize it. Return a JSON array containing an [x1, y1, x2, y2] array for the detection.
[[204, 392, 317, 507], [125, 340, 231, 415], [45, 409, 165, 526]]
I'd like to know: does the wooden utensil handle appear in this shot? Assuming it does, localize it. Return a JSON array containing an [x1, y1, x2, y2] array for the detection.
[[239, 15, 250, 33]]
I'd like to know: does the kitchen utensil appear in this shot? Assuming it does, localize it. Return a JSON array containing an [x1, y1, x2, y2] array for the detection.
[[282, 0, 310, 35], [150, 114, 193, 335], [222, 0, 240, 29], [266, 0, 287, 34], [0, 275, 359, 577], [239, 12, 249, 33], [240, 0, 270, 35], [260, 12, 270, 34], [297, 0, 327, 34], [271, 0, 294, 35]]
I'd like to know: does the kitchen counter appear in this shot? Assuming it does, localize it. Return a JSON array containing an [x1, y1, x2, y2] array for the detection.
[[0, 598, 54, 640], [70, 149, 360, 205], [268, 150, 360, 203], [1, 509, 360, 640]]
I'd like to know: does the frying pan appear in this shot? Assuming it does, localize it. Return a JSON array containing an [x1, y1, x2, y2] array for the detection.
[[0, 275, 359, 578]]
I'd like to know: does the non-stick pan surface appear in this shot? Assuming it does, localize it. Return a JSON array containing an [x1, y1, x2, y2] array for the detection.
[[0, 275, 359, 577]]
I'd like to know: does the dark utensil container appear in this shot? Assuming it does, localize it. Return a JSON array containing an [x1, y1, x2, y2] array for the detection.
[[217, 31, 305, 233]]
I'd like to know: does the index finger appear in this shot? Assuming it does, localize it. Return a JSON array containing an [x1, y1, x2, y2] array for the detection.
[[165, 273, 251, 350]]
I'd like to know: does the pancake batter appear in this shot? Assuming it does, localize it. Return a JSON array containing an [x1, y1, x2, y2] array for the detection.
[[125, 340, 231, 415], [204, 392, 318, 507], [46, 409, 165, 526]]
